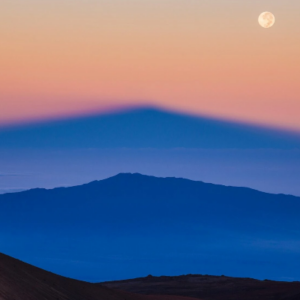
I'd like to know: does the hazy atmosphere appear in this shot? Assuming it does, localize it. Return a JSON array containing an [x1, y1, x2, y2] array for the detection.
[[0, 1, 300, 299], [1, 0, 300, 129]]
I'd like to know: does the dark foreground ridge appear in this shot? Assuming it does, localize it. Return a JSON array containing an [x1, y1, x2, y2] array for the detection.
[[101, 274, 300, 300], [0, 252, 199, 300], [1, 252, 299, 300]]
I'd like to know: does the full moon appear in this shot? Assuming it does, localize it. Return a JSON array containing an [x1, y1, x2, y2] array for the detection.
[[258, 12, 275, 28]]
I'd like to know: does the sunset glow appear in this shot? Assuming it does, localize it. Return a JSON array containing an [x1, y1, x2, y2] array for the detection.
[[1, 0, 300, 129]]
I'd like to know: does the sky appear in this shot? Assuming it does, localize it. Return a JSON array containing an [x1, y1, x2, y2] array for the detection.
[[1, 0, 300, 130], [1, 1, 300, 282]]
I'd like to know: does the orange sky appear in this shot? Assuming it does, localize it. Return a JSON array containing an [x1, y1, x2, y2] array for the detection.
[[1, 0, 300, 129]]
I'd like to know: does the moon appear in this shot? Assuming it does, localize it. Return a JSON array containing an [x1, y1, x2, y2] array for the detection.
[[258, 12, 275, 28]]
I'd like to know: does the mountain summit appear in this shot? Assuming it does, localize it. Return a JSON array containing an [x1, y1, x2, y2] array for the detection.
[[0, 173, 300, 281]]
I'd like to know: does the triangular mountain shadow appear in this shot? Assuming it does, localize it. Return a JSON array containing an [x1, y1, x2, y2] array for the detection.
[[0, 107, 299, 148]]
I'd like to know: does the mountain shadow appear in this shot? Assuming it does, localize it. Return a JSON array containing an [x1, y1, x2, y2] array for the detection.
[[0, 107, 300, 148]]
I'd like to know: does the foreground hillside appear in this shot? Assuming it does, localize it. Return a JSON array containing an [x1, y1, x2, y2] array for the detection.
[[101, 274, 300, 300], [0, 253, 199, 300], [0, 173, 300, 280], [0, 252, 299, 300]]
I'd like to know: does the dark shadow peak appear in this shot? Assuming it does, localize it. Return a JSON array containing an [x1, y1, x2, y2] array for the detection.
[[1, 107, 300, 149]]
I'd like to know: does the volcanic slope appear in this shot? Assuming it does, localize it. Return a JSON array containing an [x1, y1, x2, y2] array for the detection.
[[1, 173, 300, 281], [0, 252, 199, 300], [101, 274, 300, 300]]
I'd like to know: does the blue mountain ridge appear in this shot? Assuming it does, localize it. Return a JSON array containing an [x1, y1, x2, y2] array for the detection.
[[0, 173, 300, 281]]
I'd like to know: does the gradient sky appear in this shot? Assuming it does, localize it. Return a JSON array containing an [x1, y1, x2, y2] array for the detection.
[[1, 0, 300, 129]]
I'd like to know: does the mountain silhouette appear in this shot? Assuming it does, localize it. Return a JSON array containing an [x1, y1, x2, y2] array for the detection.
[[0, 174, 300, 281], [0, 252, 198, 300], [102, 274, 300, 300], [1, 251, 299, 300], [0, 108, 300, 148]]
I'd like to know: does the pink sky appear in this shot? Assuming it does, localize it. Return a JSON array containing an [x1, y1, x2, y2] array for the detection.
[[1, 0, 300, 130]]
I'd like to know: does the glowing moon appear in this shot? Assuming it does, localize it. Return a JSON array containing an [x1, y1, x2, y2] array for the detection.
[[258, 12, 275, 28]]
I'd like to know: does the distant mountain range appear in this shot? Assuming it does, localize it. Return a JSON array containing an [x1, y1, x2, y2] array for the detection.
[[1, 107, 300, 148], [1, 173, 300, 281]]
